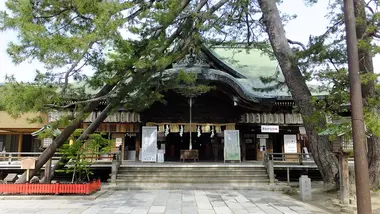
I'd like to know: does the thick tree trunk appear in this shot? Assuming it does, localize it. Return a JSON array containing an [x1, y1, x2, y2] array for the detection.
[[16, 85, 115, 183], [40, 104, 113, 183], [258, 0, 339, 185], [354, 0, 380, 188]]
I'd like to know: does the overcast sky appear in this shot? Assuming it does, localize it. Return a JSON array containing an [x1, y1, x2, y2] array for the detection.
[[1, 0, 379, 82]]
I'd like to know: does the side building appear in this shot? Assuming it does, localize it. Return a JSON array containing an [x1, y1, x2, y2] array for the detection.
[[0, 112, 48, 154]]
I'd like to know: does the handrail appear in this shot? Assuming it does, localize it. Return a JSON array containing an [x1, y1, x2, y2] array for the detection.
[[0, 152, 62, 155], [267, 152, 313, 165], [0, 151, 120, 165]]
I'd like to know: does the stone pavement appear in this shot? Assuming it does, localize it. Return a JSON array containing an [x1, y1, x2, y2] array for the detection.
[[0, 190, 330, 214]]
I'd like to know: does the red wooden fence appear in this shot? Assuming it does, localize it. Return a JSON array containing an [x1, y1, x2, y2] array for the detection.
[[0, 179, 101, 195]]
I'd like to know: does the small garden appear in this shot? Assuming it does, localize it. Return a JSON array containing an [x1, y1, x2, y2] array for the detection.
[[0, 129, 114, 195]]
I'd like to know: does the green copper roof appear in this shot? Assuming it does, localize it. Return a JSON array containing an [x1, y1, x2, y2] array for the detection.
[[209, 46, 327, 98], [211, 47, 281, 79]]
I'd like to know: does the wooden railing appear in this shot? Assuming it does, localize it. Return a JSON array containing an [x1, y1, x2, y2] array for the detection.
[[0, 152, 62, 165], [268, 152, 314, 165], [0, 152, 120, 166], [263, 152, 316, 185]]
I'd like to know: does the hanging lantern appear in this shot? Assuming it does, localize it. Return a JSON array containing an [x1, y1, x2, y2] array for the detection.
[[164, 124, 170, 136], [179, 125, 184, 137], [210, 126, 215, 138]]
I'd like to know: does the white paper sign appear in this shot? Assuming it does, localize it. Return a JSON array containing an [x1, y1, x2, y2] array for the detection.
[[259, 138, 266, 151], [224, 130, 241, 161], [141, 126, 158, 162], [43, 138, 53, 148], [284, 135, 297, 153], [261, 125, 279, 133], [299, 127, 306, 134], [257, 134, 269, 139], [115, 138, 123, 148]]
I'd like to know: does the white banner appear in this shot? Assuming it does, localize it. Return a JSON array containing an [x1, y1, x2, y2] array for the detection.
[[284, 134, 297, 153], [261, 125, 279, 133], [224, 130, 241, 162], [141, 126, 158, 162]]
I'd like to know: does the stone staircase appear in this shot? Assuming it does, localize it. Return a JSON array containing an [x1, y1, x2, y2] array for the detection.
[[109, 163, 276, 190]]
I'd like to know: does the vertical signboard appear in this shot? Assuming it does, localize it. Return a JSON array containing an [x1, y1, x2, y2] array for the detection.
[[284, 134, 297, 153], [141, 126, 158, 162], [224, 130, 241, 162]]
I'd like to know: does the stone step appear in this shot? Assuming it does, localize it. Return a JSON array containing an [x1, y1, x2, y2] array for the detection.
[[113, 178, 270, 183], [118, 168, 266, 172], [104, 183, 288, 190], [112, 165, 270, 189], [116, 173, 267, 177], [116, 170, 267, 176], [116, 174, 268, 178], [120, 164, 265, 169], [116, 177, 269, 182]]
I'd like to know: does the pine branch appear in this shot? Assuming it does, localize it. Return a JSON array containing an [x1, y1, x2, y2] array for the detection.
[[61, 43, 94, 94], [44, 95, 109, 109], [60, 1, 157, 95], [287, 39, 306, 50], [152, 0, 191, 38]]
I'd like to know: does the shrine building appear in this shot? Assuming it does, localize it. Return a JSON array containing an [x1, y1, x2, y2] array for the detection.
[[0, 45, 325, 163]]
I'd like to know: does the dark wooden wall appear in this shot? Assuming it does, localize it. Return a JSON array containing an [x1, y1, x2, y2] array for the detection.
[[141, 90, 245, 123]]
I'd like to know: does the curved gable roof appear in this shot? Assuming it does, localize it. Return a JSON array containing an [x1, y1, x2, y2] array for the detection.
[[204, 46, 327, 98]]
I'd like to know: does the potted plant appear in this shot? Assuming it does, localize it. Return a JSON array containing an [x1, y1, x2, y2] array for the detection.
[[58, 130, 114, 183]]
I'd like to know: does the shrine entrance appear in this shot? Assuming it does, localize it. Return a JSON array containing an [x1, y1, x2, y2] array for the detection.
[[161, 133, 225, 162], [141, 88, 245, 163]]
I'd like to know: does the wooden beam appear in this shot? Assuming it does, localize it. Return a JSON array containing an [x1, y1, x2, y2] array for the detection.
[[0, 132, 14, 135], [135, 138, 140, 161], [0, 128, 39, 133], [18, 133, 23, 158]]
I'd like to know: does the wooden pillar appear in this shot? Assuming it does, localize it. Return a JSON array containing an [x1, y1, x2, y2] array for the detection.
[[241, 136, 246, 162], [17, 133, 23, 158], [135, 137, 140, 161]]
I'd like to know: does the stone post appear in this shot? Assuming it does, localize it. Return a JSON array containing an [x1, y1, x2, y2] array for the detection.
[[110, 152, 120, 184], [299, 175, 312, 201], [339, 153, 349, 204], [267, 159, 275, 184], [264, 152, 275, 184]]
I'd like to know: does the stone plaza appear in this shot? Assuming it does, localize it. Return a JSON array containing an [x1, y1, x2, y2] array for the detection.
[[0, 189, 330, 214]]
